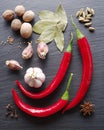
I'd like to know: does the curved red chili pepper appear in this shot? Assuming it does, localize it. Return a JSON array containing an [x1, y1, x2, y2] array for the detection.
[[16, 33, 73, 99], [12, 73, 73, 117], [62, 16, 93, 113]]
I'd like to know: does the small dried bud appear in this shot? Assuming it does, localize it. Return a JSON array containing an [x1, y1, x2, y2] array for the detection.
[[22, 42, 34, 60], [5, 60, 23, 70], [37, 42, 49, 59]]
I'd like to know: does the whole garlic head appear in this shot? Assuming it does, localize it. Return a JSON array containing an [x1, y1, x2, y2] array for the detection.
[[24, 67, 45, 88]]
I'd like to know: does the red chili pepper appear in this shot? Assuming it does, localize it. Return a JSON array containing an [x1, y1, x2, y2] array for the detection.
[[62, 16, 93, 113], [12, 73, 73, 117], [16, 33, 73, 99]]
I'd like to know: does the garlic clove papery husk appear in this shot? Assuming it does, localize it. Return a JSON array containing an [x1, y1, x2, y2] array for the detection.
[[5, 60, 23, 70], [22, 42, 34, 60], [24, 67, 46, 88]]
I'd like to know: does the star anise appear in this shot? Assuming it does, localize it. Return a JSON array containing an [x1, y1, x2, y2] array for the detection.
[[80, 101, 95, 116]]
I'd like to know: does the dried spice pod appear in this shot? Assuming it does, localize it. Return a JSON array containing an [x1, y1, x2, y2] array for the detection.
[[89, 27, 95, 32], [76, 7, 95, 32], [90, 8, 95, 16], [78, 17, 85, 23], [84, 22, 92, 27], [80, 101, 95, 116], [76, 10, 81, 18]]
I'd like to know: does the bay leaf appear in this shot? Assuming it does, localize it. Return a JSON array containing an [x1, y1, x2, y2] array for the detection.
[[33, 20, 57, 34], [56, 4, 68, 31], [37, 26, 57, 44], [39, 10, 60, 22], [54, 28, 64, 52]]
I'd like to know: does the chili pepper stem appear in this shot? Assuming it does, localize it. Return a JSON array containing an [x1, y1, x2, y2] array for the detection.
[[71, 15, 84, 39], [65, 32, 73, 52], [62, 73, 73, 100]]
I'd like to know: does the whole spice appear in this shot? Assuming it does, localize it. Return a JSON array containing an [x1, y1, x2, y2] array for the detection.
[[24, 67, 46, 88], [62, 16, 93, 113], [12, 73, 73, 117], [5, 60, 23, 70], [80, 101, 95, 116], [5, 104, 18, 119], [23, 10, 35, 22], [22, 42, 34, 60], [16, 33, 73, 99], [11, 19, 22, 31], [76, 7, 95, 32], [2, 10, 14, 21], [14, 5, 25, 17], [20, 22, 32, 39], [88, 27, 95, 32], [37, 41, 49, 59]]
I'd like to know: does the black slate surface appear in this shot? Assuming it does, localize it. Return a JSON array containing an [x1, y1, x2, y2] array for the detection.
[[0, 0, 104, 130]]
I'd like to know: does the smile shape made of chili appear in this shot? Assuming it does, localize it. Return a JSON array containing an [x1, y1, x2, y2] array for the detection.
[[12, 73, 73, 117], [15, 33, 73, 99], [62, 16, 93, 113]]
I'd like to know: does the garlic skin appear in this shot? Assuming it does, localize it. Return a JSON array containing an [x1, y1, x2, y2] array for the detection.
[[24, 67, 46, 88], [5, 60, 23, 70], [22, 42, 34, 60], [37, 42, 49, 59]]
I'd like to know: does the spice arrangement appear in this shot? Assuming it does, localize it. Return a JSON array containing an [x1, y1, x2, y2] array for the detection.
[[15, 32, 73, 99], [1, 3, 95, 118], [12, 73, 73, 117], [2, 5, 35, 39], [76, 7, 95, 32]]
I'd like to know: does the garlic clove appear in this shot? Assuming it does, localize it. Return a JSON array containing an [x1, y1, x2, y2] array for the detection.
[[33, 67, 43, 73], [37, 42, 49, 59], [5, 60, 23, 70], [26, 67, 34, 74], [32, 79, 43, 88], [24, 73, 31, 84], [22, 42, 34, 60], [36, 73, 46, 83]]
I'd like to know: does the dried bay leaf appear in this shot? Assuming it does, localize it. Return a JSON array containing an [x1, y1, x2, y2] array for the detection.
[[39, 10, 59, 22], [37, 26, 57, 44], [54, 28, 64, 52], [33, 20, 57, 34], [56, 4, 68, 31], [33, 4, 68, 52]]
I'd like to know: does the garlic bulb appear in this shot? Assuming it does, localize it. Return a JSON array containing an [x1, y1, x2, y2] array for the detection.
[[24, 67, 46, 88], [22, 42, 34, 60], [5, 60, 23, 70], [37, 42, 49, 59]]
